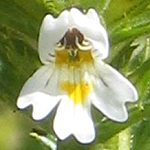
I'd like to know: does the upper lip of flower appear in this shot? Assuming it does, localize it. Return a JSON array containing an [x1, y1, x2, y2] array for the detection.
[[38, 8, 109, 64], [17, 7, 139, 144]]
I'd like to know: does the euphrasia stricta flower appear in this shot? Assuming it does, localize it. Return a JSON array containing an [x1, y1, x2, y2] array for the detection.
[[17, 8, 138, 143]]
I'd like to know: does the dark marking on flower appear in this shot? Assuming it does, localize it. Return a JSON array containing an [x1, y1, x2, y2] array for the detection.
[[99, 75, 108, 88], [48, 53, 55, 57], [45, 77, 51, 87], [46, 53, 55, 62], [46, 58, 54, 63], [60, 28, 84, 49]]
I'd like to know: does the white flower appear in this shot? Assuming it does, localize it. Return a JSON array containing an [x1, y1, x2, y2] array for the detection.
[[17, 8, 138, 144]]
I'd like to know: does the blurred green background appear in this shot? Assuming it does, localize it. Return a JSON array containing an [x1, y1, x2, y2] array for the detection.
[[1, 0, 150, 149]]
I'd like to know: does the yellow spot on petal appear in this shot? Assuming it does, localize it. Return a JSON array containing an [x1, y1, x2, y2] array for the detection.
[[61, 81, 93, 105], [55, 50, 94, 68]]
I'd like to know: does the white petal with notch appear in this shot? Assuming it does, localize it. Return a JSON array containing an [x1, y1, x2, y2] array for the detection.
[[73, 104, 95, 143], [17, 65, 61, 120], [90, 60, 138, 122], [53, 97, 73, 140]]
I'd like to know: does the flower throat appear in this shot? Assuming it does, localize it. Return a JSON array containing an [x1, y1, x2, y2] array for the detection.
[[55, 28, 94, 67]]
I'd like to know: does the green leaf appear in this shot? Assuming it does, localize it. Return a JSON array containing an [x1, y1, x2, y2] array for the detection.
[[129, 34, 150, 71], [131, 118, 150, 150]]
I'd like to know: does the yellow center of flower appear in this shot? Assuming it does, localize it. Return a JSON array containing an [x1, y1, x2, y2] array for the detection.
[[55, 50, 93, 68], [61, 81, 93, 104]]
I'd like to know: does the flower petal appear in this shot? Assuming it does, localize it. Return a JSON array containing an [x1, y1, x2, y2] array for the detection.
[[38, 10, 69, 64], [70, 8, 109, 59], [90, 60, 138, 122], [91, 92, 128, 122], [17, 64, 60, 97], [18, 93, 61, 120], [86, 8, 101, 24], [53, 96, 73, 140], [18, 65, 54, 97], [17, 64, 61, 120], [73, 103, 95, 143], [95, 60, 138, 102]]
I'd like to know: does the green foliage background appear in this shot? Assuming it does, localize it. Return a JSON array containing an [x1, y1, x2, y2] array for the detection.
[[0, 0, 150, 149]]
